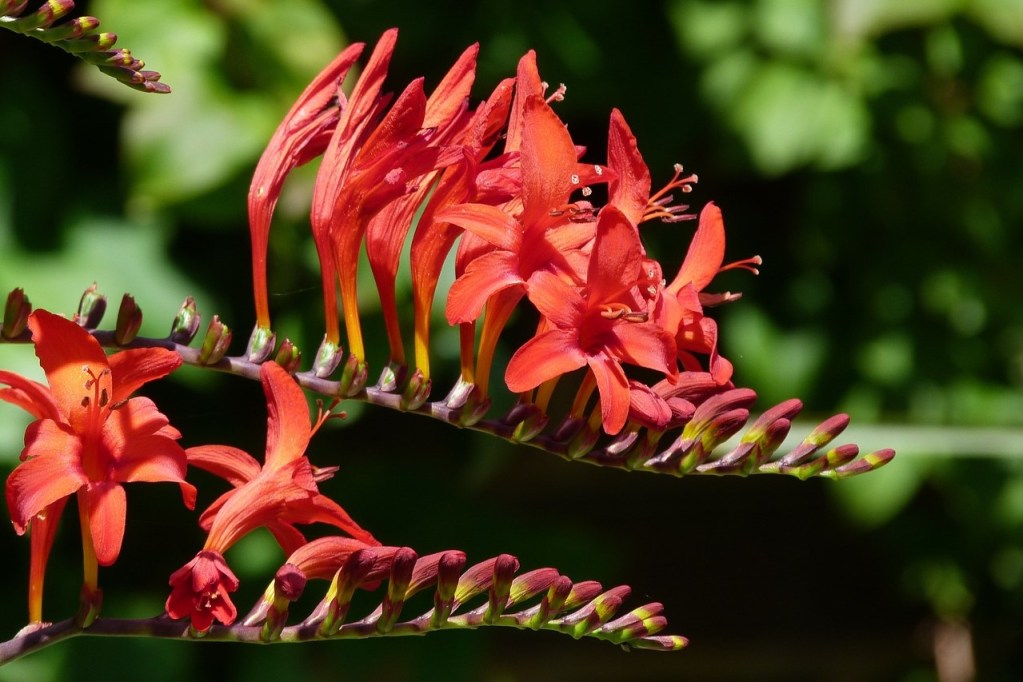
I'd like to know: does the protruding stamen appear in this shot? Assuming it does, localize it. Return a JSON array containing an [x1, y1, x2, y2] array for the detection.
[[719, 255, 763, 276], [643, 164, 700, 224]]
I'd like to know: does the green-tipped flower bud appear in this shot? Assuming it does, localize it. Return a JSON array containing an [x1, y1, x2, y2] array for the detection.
[[36, 15, 100, 41], [114, 293, 143, 345], [318, 548, 376, 636], [338, 354, 368, 397], [401, 368, 432, 411], [376, 362, 406, 393], [198, 315, 232, 365], [312, 337, 343, 378], [273, 338, 302, 373], [246, 325, 276, 363], [2, 288, 31, 340], [508, 568, 559, 606], [483, 554, 519, 624], [4, 0, 73, 31], [527, 575, 573, 629], [257, 564, 307, 642], [169, 296, 200, 345], [74, 283, 106, 329], [563, 585, 629, 638]]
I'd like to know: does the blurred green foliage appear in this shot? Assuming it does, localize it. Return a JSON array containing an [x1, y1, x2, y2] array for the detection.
[[1, 0, 1021, 679]]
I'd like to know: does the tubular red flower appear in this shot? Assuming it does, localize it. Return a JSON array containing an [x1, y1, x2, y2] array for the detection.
[[249, 42, 366, 331]]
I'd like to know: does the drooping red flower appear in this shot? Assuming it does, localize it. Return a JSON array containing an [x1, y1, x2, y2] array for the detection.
[[168, 362, 378, 631], [165, 550, 240, 633], [1, 309, 193, 622], [505, 206, 677, 435]]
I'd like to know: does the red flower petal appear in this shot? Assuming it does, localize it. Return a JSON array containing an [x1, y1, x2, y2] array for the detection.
[[261, 363, 312, 470], [0, 370, 62, 422], [107, 347, 182, 407], [586, 352, 631, 435], [586, 206, 644, 305], [524, 270, 583, 330], [27, 310, 109, 433], [186, 444, 261, 487], [519, 95, 577, 230], [436, 202, 522, 251], [5, 420, 86, 533], [669, 202, 726, 294], [81, 481, 127, 566], [446, 250, 524, 324], [607, 108, 652, 227], [505, 329, 587, 393]]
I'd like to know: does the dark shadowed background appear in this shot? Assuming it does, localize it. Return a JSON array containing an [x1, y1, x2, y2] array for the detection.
[[1, 0, 1021, 680]]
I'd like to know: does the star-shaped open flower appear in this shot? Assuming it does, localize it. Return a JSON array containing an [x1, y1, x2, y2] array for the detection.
[[1, 309, 193, 621], [505, 206, 677, 435]]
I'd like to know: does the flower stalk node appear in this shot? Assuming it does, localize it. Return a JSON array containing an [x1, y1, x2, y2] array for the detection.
[[375, 362, 407, 394], [338, 354, 368, 398], [74, 584, 102, 629]]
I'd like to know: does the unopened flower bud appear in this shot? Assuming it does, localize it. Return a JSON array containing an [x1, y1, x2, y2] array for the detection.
[[246, 325, 276, 363], [74, 283, 106, 329], [273, 338, 302, 373], [169, 297, 200, 344], [312, 337, 343, 378], [198, 315, 231, 365], [401, 368, 432, 410], [114, 294, 143, 345], [2, 288, 31, 340]]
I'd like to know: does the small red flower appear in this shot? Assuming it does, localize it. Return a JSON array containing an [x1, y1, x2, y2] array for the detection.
[[165, 550, 240, 633]]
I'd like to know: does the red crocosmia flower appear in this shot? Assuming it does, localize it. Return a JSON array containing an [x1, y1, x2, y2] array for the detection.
[[310, 30, 444, 364], [365, 43, 480, 367], [168, 362, 378, 631], [439, 94, 593, 327], [1, 310, 193, 622], [505, 206, 677, 435], [606, 108, 700, 227], [165, 550, 239, 633], [248, 41, 366, 333], [659, 202, 759, 384]]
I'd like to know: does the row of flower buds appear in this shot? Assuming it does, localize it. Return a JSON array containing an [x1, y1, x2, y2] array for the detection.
[[236, 538, 686, 650], [1, 283, 893, 480], [1, 1, 169, 92]]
